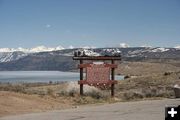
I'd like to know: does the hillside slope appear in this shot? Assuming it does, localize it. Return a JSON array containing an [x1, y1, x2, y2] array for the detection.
[[0, 47, 180, 71]]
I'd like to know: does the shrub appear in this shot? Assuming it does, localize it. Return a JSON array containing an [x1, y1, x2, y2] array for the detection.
[[122, 91, 143, 100], [124, 75, 131, 79], [68, 89, 78, 97], [84, 89, 108, 99], [164, 72, 172, 76], [47, 88, 56, 97]]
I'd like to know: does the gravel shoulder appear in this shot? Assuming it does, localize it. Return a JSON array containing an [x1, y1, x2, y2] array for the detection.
[[0, 99, 179, 120]]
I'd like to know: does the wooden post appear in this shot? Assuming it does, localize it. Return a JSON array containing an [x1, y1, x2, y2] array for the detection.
[[80, 60, 84, 95], [111, 60, 115, 97]]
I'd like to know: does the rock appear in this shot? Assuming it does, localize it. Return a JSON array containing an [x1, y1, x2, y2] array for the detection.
[[174, 84, 180, 98]]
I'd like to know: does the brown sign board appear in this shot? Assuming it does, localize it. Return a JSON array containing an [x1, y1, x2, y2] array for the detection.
[[78, 64, 117, 85], [86, 64, 110, 84]]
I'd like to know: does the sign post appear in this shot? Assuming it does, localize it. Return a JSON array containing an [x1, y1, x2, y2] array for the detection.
[[111, 60, 115, 97], [80, 60, 83, 95], [73, 56, 121, 97]]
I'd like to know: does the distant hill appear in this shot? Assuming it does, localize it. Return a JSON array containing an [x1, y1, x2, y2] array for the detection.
[[0, 47, 180, 71]]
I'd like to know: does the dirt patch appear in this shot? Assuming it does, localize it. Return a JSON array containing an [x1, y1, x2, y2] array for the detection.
[[0, 83, 112, 117], [0, 91, 72, 117]]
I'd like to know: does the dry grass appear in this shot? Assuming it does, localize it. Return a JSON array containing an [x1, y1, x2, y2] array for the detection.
[[116, 71, 180, 101], [0, 82, 112, 117], [0, 71, 180, 103], [0, 82, 111, 104], [116, 61, 180, 76]]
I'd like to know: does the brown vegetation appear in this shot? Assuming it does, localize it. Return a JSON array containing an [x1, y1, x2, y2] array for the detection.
[[116, 61, 180, 76], [116, 71, 180, 100], [0, 82, 112, 117]]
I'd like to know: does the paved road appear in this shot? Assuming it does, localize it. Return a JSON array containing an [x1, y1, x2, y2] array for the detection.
[[0, 99, 179, 120]]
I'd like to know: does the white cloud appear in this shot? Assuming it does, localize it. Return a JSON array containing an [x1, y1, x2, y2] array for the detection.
[[45, 24, 51, 28], [119, 43, 129, 48]]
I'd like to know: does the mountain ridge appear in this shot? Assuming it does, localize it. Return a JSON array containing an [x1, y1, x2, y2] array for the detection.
[[0, 45, 65, 53], [0, 47, 180, 71]]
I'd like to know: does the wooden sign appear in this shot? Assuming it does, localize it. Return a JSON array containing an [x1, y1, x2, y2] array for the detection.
[[86, 64, 110, 84], [73, 56, 121, 97]]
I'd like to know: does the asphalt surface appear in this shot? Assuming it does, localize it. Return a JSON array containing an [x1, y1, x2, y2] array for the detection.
[[0, 99, 179, 120]]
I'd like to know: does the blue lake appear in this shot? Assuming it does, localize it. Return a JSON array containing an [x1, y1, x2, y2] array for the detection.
[[0, 71, 124, 83]]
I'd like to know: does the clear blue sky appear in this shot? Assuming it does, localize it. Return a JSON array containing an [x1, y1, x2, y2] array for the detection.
[[0, 0, 180, 48]]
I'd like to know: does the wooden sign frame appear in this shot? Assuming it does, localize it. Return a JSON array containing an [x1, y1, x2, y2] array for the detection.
[[73, 56, 121, 97]]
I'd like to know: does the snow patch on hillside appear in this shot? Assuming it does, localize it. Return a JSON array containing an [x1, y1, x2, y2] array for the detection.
[[151, 48, 169, 52], [174, 46, 180, 50], [0, 52, 28, 63]]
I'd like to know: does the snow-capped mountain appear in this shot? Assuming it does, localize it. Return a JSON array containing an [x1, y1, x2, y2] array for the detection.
[[174, 45, 180, 50], [119, 43, 129, 48], [0, 51, 28, 63], [151, 47, 170, 52], [0, 45, 64, 53], [0, 47, 180, 71], [0, 45, 65, 63]]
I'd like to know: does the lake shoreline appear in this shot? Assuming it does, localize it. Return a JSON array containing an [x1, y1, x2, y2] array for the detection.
[[0, 71, 124, 83]]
